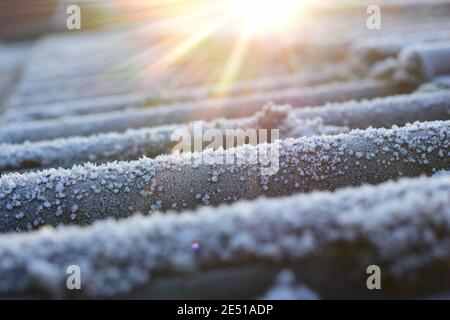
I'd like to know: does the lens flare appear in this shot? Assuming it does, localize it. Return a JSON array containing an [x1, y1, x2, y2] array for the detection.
[[227, 0, 303, 34]]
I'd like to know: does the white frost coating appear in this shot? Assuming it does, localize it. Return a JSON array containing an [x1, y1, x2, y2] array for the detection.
[[0, 124, 180, 172], [0, 80, 402, 144], [0, 174, 449, 298], [416, 77, 450, 92], [1, 93, 149, 123], [0, 44, 29, 73], [15, 87, 448, 173], [14, 31, 145, 83], [294, 89, 450, 129], [2, 66, 348, 122], [6, 27, 348, 110], [434, 170, 450, 177], [398, 42, 450, 83], [0, 121, 448, 233], [260, 270, 320, 300], [8, 86, 449, 173], [0, 108, 349, 172], [434, 76, 450, 88], [349, 30, 450, 73], [0, 44, 29, 109], [371, 42, 450, 84]]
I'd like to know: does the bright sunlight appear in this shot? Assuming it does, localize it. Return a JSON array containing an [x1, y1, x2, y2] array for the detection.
[[226, 0, 304, 34]]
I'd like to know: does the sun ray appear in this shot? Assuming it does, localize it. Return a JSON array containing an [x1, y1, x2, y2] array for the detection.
[[150, 15, 228, 72], [213, 29, 253, 99]]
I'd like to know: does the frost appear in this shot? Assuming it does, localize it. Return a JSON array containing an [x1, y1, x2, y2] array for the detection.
[[2, 66, 347, 123], [0, 174, 449, 298], [434, 170, 450, 177], [0, 124, 179, 172], [260, 270, 320, 300], [398, 42, 450, 83], [3, 88, 449, 173], [0, 120, 447, 233], [0, 80, 401, 144], [349, 30, 450, 74], [1, 0, 450, 300], [367, 41, 450, 85], [14, 212, 24, 220], [295, 89, 450, 129]]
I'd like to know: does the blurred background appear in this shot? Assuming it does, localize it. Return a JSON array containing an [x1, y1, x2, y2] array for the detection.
[[0, 1, 449, 299], [1, 1, 449, 116]]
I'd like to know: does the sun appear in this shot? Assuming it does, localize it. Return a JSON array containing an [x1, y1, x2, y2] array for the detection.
[[227, 0, 303, 34]]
